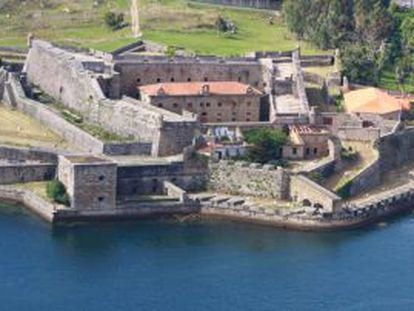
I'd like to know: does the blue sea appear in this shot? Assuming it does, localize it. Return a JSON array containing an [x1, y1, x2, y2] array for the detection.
[[1, 203, 414, 311]]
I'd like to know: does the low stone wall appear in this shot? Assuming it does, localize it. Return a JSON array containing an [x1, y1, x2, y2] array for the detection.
[[208, 161, 290, 200], [103, 142, 152, 156], [337, 127, 381, 142], [0, 145, 58, 163], [0, 164, 56, 184], [300, 55, 334, 67], [163, 181, 189, 203]]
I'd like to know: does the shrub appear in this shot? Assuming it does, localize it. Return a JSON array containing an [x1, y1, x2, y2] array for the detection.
[[46, 180, 70, 206], [244, 128, 287, 164], [104, 11, 125, 30]]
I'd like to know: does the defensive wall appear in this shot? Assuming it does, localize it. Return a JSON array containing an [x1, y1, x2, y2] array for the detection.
[[24, 40, 198, 157], [117, 156, 208, 197], [208, 161, 290, 200]]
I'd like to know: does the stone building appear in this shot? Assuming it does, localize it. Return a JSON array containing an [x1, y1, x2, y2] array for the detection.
[[283, 125, 330, 160], [58, 155, 117, 210], [138, 81, 264, 123]]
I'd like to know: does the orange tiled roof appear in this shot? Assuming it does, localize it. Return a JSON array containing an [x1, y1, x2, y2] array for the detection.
[[138, 81, 262, 96], [344, 87, 410, 115]]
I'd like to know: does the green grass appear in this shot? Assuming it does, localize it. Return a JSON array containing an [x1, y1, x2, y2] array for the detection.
[[0, 0, 325, 55], [378, 66, 414, 93]]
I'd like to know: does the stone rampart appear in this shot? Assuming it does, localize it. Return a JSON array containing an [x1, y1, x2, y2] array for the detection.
[[208, 161, 290, 200], [24, 40, 198, 156], [290, 174, 341, 213], [377, 127, 414, 171], [117, 160, 208, 197], [337, 127, 381, 142], [0, 164, 56, 184], [0, 145, 58, 163]]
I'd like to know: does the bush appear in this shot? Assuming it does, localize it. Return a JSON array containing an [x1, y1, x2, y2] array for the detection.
[[104, 11, 125, 30], [46, 180, 70, 206], [244, 128, 287, 164]]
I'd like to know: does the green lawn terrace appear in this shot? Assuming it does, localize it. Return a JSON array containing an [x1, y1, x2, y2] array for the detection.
[[0, 0, 325, 56]]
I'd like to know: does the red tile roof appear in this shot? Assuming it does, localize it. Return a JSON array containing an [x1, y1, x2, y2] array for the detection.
[[138, 81, 262, 96]]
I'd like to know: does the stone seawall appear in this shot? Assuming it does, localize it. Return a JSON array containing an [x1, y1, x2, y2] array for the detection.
[[208, 161, 290, 200], [0, 186, 55, 222], [199, 182, 414, 231]]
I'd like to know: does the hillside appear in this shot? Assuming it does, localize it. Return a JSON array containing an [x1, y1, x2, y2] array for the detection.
[[0, 0, 323, 55]]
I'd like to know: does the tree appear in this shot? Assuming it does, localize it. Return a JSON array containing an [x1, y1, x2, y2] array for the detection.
[[46, 180, 70, 206], [341, 44, 379, 85], [104, 11, 125, 31], [244, 128, 287, 164]]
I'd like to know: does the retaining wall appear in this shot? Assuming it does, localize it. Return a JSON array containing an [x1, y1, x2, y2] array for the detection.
[[208, 161, 290, 200], [0, 164, 56, 184]]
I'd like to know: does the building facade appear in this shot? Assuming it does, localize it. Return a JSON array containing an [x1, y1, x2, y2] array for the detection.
[[138, 81, 264, 123]]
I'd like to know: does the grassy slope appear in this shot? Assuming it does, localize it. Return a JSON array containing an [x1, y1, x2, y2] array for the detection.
[[0, 0, 324, 55]]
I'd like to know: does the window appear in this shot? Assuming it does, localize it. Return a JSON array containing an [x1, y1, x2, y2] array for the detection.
[[216, 118, 222, 122], [314, 148, 318, 155], [263, 82, 267, 87], [217, 112, 222, 116], [173, 103, 178, 108], [200, 102, 204, 107], [293, 148, 297, 155], [206, 102, 211, 107], [187, 78, 191, 82], [218, 102, 222, 107], [238, 77, 242, 82], [99, 175, 105, 181], [98, 197, 104, 202], [170, 78, 175, 82], [306, 148, 310, 156], [323, 117, 333, 125], [202, 112, 208, 116], [232, 118, 236, 122], [246, 118, 251, 122], [137, 78, 141, 83], [247, 102, 251, 107], [204, 77, 208, 81], [246, 112, 251, 116], [157, 103, 163, 107], [187, 103, 193, 108], [156, 78, 161, 83]]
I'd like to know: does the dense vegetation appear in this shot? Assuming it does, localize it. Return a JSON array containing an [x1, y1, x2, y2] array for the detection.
[[284, 0, 414, 90], [244, 128, 287, 164], [46, 180, 70, 206]]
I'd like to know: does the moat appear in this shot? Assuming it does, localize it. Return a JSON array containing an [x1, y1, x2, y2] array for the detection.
[[2, 202, 414, 311]]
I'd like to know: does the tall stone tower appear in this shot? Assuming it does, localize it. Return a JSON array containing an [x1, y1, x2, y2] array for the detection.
[[130, 0, 142, 38]]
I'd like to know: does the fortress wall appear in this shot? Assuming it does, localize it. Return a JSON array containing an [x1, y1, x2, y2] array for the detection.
[[117, 162, 207, 196], [0, 146, 58, 163], [0, 164, 56, 184], [114, 61, 266, 97], [377, 127, 414, 171], [24, 41, 198, 156], [24, 41, 106, 114], [208, 161, 290, 200]]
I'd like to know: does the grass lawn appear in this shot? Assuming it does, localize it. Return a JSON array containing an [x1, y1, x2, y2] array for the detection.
[[378, 66, 414, 93], [13, 182, 50, 202], [0, 0, 325, 55], [0, 104, 70, 149]]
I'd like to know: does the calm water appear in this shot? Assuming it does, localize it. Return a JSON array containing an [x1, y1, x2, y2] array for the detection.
[[1, 204, 414, 311]]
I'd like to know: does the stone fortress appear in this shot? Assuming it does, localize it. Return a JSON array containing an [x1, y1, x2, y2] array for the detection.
[[0, 35, 413, 230]]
